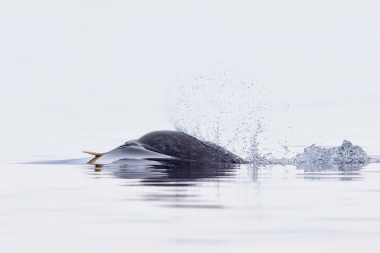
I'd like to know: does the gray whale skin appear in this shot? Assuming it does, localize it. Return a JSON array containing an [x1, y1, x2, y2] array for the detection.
[[84, 130, 247, 165]]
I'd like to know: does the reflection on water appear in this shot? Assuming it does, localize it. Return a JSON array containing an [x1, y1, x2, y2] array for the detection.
[[296, 164, 363, 181], [89, 157, 366, 183], [97, 159, 244, 180], [1, 159, 380, 252], [89, 159, 255, 209]]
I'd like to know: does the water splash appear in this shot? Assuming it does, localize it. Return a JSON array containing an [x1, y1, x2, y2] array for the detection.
[[166, 66, 290, 164], [294, 140, 370, 170]]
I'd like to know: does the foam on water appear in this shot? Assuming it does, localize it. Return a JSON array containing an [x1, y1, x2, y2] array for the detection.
[[293, 140, 373, 171], [295, 140, 370, 166]]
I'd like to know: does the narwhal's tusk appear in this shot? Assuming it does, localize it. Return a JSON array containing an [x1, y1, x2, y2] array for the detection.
[[83, 151, 103, 157], [83, 151, 103, 165]]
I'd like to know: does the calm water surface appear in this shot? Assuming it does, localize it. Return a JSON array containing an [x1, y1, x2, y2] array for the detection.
[[1, 159, 380, 253]]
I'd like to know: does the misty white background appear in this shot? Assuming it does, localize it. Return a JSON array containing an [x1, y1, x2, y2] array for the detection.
[[1, 1, 379, 160]]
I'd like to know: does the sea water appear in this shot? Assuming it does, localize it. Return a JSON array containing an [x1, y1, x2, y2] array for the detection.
[[1, 147, 380, 253]]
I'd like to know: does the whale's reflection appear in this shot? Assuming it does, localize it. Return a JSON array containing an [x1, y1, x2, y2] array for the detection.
[[93, 158, 242, 184], [90, 159, 253, 208]]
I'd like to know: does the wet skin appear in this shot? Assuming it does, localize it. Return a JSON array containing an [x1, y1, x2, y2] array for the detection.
[[85, 130, 247, 165]]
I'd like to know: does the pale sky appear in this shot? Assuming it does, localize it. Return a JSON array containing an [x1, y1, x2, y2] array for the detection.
[[1, 1, 379, 158]]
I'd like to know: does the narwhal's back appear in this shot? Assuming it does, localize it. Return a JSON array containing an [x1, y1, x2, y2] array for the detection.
[[137, 131, 246, 164]]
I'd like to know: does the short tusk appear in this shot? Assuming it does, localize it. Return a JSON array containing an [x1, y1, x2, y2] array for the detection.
[[83, 151, 103, 157]]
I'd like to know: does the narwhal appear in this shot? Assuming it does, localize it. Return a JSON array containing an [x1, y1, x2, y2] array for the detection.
[[83, 130, 247, 165]]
